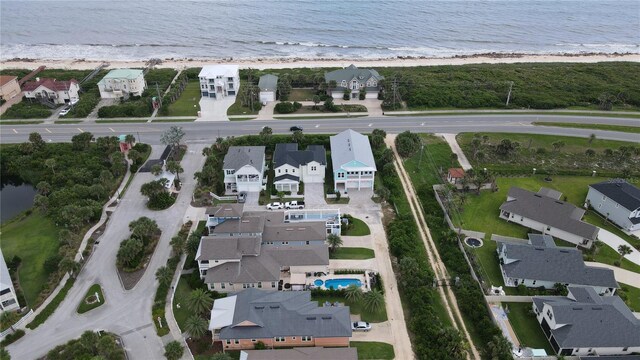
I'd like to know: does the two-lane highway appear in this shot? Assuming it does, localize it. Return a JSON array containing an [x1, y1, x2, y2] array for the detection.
[[1, 115, 639, 144]]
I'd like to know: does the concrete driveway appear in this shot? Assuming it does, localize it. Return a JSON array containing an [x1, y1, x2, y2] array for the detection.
[[7, 145, 207, 360], [196, 96, 235, 122], [304, 183, 326, 205], [244, 191, 260, 206]]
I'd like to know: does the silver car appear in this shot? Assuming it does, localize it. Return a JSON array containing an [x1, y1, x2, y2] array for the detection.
[[351, 321, 371, 332]]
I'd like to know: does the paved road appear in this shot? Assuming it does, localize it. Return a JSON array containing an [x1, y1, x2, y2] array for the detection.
[[1, 115, 639, 144], [7, 145, 207, 360]]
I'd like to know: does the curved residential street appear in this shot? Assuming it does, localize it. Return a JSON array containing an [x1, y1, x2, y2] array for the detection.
[[7, 144, 207, 360]]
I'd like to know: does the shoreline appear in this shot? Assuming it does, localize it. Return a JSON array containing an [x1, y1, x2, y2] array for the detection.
[[1, 53, 639, 71]]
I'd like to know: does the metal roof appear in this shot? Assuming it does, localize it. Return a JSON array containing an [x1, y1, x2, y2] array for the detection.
[[258, 74, 278, 92], [330, 129, 376, 172]]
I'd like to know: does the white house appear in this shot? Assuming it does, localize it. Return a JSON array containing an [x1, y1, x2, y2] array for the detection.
[[97, 69, 147, 99], [586, 179, 640, 233], [223, 146, 266, 193], [532, 287, 640, 356], [497, 234, 618, 295], [499, 187, 599, 248], [22, 78, 80, 105], [324, 64, 384, 99], [1, 250, 20, 313], [273, 143, 326, 193], [199, 65, 239, 99], [330, 129, 377, 192], [258, 74, 278, 103]]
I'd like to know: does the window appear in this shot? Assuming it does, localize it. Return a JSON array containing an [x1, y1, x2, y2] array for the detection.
[[228, 77, 234, 82], [311, 166, 317, 171], [532, 280, 536, 285], [615, 203, 619, 208], [278, 169, 281, 173], [302, 336, 312, 342], [546, 226, 551, 231], [226, 340, 231, 344], [228, 83, 234, 90], [251, 339, 257, 342], [0, 288, 11, 296], [623, 347, 628, 352], [234, 339, 239, 345], [598, 203, 602, 209], [221, 283, 226, 289], [275, 337, 285, 342], [602, 195, 606, 200], [292, 337, 296, 340], [258, 282, 262, 288], [306, 241, 310, 245], [200, 270, 207, 276], [283, 241, 289, 245], [271, 282, 276, 288], [546, 309, 553, 320]]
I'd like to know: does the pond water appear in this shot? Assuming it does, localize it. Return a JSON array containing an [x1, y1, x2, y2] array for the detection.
[[0, 183, 37, 223]]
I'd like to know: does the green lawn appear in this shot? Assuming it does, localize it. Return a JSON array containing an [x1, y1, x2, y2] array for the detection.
[[582, 211, 640, 249], [620, 284, 640, 312], [311, 295, 387, 323], [172, 275, 192, 330], [533, 121, 640, 133], [77, 284, 105, 314], [330, 247, 375, 260], [457, 175, 640, 273], [350, 341, 395, 360], [166, 81, 201, 116], [0, 212, 59, 307], [344, 217, 371, 236], [504, 302, 554, 354], [288, 88, 317, 101], [470, 241, 516, 295], [272, 115, 368, 120], [227, 91, 261, 115]]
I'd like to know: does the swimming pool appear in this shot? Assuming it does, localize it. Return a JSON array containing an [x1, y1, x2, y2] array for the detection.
[[314, 279, 324, 287], [322, 278, 362, 290]]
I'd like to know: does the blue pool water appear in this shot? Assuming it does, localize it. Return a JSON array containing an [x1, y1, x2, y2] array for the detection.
[[324, 278, 362, 290], [314, 279, 323, 287]]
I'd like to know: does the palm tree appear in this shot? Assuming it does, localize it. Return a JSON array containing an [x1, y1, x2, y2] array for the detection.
[[59, 257, 80, 278], [186, 288, 213, 315], [164, 341, 184, 360], [125, 134, 136, 146], [326, 234, 343, 253], [166, 161, 183, 182], [618, 244, 632, 263], [362, 290, 385, 312], [36, 181, 51, 195], [45, 158, 56, 175], [151, 164, 163, 176], [344, 284, 363, 302], [184, 315, 208, 338], [155, 266, 173, 287]]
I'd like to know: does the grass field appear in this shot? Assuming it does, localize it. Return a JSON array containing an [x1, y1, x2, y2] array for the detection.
[[227, 89, 262, 115], [172, 275, 192, 330], [392, 111, 640, 119], [330, 247, 375, 260], [166, 81, 201, 116], [288, 88, 317, 101], [503, 302, 554, 354], [456, 175, 640, 273], [273, 115, 368, 120], [620, 284, 640, 312], [351, 341, 395, 360], [1, 212, 59, 307], [533, 121, 640, 133], [311, 295, 387, 323], [344, 217, 371, 236], [95, 119, 148, 123], [77, 284, 105, 314]]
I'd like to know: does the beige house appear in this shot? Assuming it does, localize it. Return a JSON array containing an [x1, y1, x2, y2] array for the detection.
[[22, 77, 80, 105], [0, 75, 21, 101]]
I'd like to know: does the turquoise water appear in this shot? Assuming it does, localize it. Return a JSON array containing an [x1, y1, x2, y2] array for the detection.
[[323, 278, 362, 290]]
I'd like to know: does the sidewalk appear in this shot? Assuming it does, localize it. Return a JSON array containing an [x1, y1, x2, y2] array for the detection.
[[439, 133, 472, 170], [597, 228, 640, 266]]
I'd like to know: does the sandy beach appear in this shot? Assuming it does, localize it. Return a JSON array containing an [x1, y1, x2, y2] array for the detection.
[[1, 53, 639, 71]]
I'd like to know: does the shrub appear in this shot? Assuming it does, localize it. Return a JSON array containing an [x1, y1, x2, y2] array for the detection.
[[43, 254, 63, 274], [274, 102, 297, 114], [0, 329, 25, 346], [148, 192, 176, 210]]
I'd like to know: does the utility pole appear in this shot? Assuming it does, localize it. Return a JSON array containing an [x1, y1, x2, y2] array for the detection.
[[505, 81, 514, 106], [155, 82, 163, 108]]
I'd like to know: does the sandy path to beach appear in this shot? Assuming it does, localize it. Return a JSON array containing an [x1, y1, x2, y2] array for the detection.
[[1, 53, 638, 70]]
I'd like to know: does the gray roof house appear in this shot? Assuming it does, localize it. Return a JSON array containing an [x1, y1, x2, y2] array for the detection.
[[497, 234, 618, 294], [273, 143, 327, 192], [258, 74, 278, 103], [324, 64, 384, 99], [532, 287, 640, 356], [241, 347, 358, 360], [499, 187, 599, 248], [587, 179, 640, 232], [210, 289, 352, 350], [223, 146, 266, 193], [330, 129, 377, 192]]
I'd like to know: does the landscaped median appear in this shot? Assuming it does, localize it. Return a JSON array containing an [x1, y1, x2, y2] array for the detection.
[[77, 284, 105, 314]]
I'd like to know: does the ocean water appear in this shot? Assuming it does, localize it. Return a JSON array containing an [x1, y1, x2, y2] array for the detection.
[[1, 0, 638, 61]]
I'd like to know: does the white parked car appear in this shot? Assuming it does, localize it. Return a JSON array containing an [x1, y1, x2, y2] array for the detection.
[[266, 202, 284, 210], [285, 201, 305, 209], [59, 107, 71, 116], [351, 321, 371, 332]]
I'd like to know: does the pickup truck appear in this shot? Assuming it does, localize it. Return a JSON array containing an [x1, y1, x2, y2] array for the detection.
[[285, 201, 305, 209]]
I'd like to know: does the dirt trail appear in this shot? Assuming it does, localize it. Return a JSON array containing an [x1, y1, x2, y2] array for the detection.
[[385, 134, 481, 360]]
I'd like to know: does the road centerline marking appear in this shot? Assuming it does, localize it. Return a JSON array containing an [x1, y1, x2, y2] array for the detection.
[[77, 128, 84, 133], [12, 129, 18, 134], [45, 128, 52, 133]]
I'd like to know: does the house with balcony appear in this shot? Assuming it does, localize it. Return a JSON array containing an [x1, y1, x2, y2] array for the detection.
[[324, 64, 383, 99], [209, 289, 351, 350], [499, 187, 599, 248], [532, 287, 640, 356], [22, 77, 79, 105], [497, 234, 618, 295], [223, 146, 266, 193], [330, 129, 376, 192], [1, 249, 20, 313], [97, 69, 147, 99], [273, 143, 326, 193], [586, 179, 640, 233], [199, 65, 239, 99]]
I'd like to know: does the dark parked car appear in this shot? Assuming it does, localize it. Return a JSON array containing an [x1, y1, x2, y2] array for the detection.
[[290, 126, 303, 132], [238, 192, 247, 203]]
